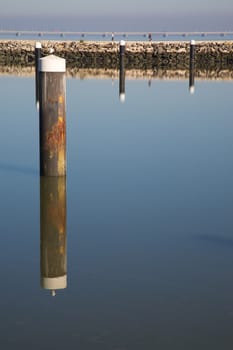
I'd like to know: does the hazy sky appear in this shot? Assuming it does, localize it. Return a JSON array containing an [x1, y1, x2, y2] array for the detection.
[[1, 0, 233, 16], [1, 0, 233, 31]]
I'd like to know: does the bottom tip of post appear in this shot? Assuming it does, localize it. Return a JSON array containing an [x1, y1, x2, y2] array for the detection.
[[189, 86, 195, 94], [119, 93, 126, 103]]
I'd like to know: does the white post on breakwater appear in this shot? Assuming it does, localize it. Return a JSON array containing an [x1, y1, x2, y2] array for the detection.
[[39, 53, 66, 176], [35, 42, 41, 110], [189, 40, 195, 94], [119, 40, 126, 103]]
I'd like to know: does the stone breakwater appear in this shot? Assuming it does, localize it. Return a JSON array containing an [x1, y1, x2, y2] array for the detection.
[[0, 40, 233, 70]]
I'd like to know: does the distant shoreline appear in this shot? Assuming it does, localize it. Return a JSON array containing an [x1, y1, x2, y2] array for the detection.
[[0, 39, 233, 71], [0, 30, 233, 40]]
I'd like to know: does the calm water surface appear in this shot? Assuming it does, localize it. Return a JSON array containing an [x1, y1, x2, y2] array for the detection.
[[0, 72, 233, 349]]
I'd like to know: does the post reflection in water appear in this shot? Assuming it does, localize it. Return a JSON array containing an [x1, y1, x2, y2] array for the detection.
[[189, 59, 195, 94], [40, 176, 67, 296], [119, 60, 126, 102], [119, 40, 126, 103]]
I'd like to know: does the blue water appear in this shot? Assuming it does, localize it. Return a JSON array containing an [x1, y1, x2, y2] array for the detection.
[[0, 72, 233, 349]]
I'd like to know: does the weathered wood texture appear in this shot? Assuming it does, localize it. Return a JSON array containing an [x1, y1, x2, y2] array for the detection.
[[39, 71, 66, 176]]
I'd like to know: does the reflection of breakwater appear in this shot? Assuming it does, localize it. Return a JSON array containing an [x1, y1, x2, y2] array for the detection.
[[1, 66, 233, 81], [0, 40, 233, 70]]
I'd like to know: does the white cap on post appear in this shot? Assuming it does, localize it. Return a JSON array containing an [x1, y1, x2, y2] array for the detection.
[[190, 40, 196, 45], [41, 275, 67, 290], [39, 54, 66, 73], [36, 42, 42, 49], [120, 40, 125, 46]]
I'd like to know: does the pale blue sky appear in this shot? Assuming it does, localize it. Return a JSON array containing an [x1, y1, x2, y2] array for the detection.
[[1, 0, 233, 15], [0, 0, 232, 31]]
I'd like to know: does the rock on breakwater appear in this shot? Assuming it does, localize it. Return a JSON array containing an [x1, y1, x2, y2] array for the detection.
[[0, 40, 233, 70]]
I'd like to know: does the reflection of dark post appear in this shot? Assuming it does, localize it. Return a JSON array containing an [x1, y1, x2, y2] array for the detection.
[[189, 40, 195, 94], [119, 40, 126, 103], [40, 176, 67, 296], [35, 42, 41, 110], [39, 54, 66, 176]]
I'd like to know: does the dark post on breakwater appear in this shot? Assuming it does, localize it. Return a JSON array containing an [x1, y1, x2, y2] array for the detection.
[[40, 176, 67, 296], [119, 40, 126, 103], [189, 40, 195, 94], [39, 54, 66, 176], [35, 42, 41, 110]]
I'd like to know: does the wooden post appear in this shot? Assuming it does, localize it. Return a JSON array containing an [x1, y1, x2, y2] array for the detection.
[[119, 40, 126, 103], [35, 42, 41, 110], [40, 176, 67, 296], [39, 54, 66, 176], [189, 40, 195, 94]]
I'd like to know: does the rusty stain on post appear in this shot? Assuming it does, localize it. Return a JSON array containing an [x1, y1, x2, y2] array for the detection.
[[39, 55, 66, 176]]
